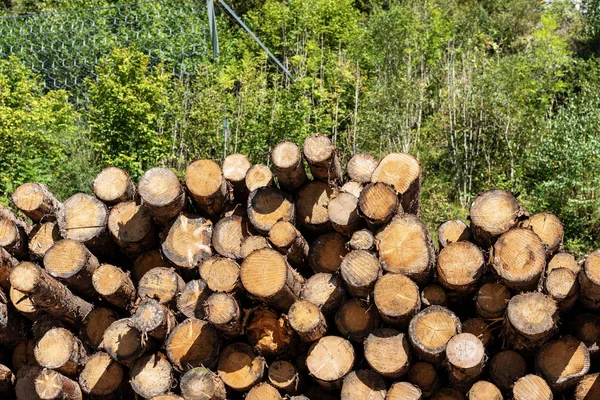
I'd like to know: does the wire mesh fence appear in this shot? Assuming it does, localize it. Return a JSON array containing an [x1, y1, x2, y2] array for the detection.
[[0, 0, 209, 104]]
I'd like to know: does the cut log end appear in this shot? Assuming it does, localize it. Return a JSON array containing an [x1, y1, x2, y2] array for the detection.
[[489, 350, 527, 392], [247, 187, 295, 234], [60, 193, 108, 243], [374, 273, 420, 328], [306, 336, 354, 386], [217, 342, 265, 392], [522, 212, 564, 254], [130, 353, 173, 399], [574, 373, 600, 400], [386, 382, 422, 400], [185, 160, 228, 218], [29, 222, 61, 260], [475, 282, 510, 318], [467, 381, 502, 400], [92, 263, 136, 309], [204, 292, 242, 336], [199, 257, 240, 293], [79, 352, 123, 397], [347, 229, 374, 251], [421, 284, 448, 307], [12, 183, 61, 222], [93, 167, 135, 205], [137, 267, 185, 305], [296, 181, 336, 232], [346, 153, 378, 183], [340, 250, 380, 299], [364, 328, 410, 379], [504, 292, 558, 351], [80, 307, 119, 350], [309, 233, 349, 274], [536, 335, 590, 390], [165, 318, 219, 371], [271, 141, 306, 192], [512, 375, 552, 400], [408, 362, 440, 398], [408, 306, 461, 363], [341, 370, 386, 400], [335, 298, 380, 343], [180, 367, 226, 400], [328, 192, 363, 235], [300, 273, 345, 315], [445, 333, 485, 388], [469, 190, 522, 247], [212, 215, 249, 259], [245, 163, 274, 193], [302, 134, 342, 183], [34, 328, 86, 375], [358, 182, 399, 227], [268, 360, 299, 393], [177, 279, 211, 320], [34, 369, 82, 400], [438, 220, 472, 248], [437, 241, 484, 292], [162, 213, 212, 270], [370, 152, 421, 214], [101, 318, 146, 363], [246, 307, 296, 356], [288, 300, 327, 342]]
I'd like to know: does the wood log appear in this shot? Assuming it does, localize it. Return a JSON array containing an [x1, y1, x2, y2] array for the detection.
[[571, 313, 600, 357], [308, 233, 349, 274], [328, 192, 364, 236], [0, 292, 30, 348], [28, 222, 60, 260], [217, 342, 265, 392], [536, 335, 590, 391], [302, 134, 342, 183], [199, 257, 240, 293], [341, 181, 364, 197], [130, 353, 173, 399], [445, 333, 485, 389], [212, 215, 249, 260], [306, 336, 354, 390], [222, 153, 252, 194], [544, 267, 579, 312], [10, 262, 93, 324], [296, 181, 337, 232], [246, 306, 296, 357], [491, 228, 546, 291], [177, 279, 210, 320], [346, 153, 378, 183], [341, 370, 386, 400], [579, 249, 600, 310], [522, 212, 563, 254], [547, 252, 580, 274], [11, 183, 62, 222], [247, 187, 295, 234], [335, 298, 380, 342], [132, 299, 177, 341], [0, 364, 14, 398], [180, 367, 226, 400], [288, 300, 327, 342], [245, 163, 274, 193], [358, 182, 399, 229], [92, 167, 135, 206], [268, 360, 301, 394], [79, 307, 119, 350], [78, 352, 123, 399], [374, 273, 420, 328], [462, 318, 492, 348], [488, 350, 527, 392], [246, 382, 282, 400], [204, 292, 242, 337], [376, 214, 435, 285], [31, 314, 65, 341], [240, 248, 303, 312], [15, 364, 43, 400], [437, 241, 484, 293], [386, 382, 422, 400], [574, 373, 600, 400], [339, 250, 381, 298], [503, 292, 558, 351], [34, 328, 86, 376], [268, 221, 309, 270], [512, 375, 552, 400], [300, 273, 345, 315], [270, 141, 307, 193], [370, 153, 421, 215], [430, 388, 465, 400], [132, 249, 170, 282], [161, 213, 212, 275], [240, 235, 270, 259], [408, 361, 441, 398], [408, 306, 461, 364], [9, 286, 40, 321], [466, 381, 502, 400], [137, 267, 185, 306], [437, 220, 472, 248], [421, 284, 448, 307], [0, 217, 28, 259], [34, 369, 82, 400], [469, 190, 524, 248], [138, 168, 186, 226], [43, 239, 99, 299], [0, 247, 17, 289], [347, 229, 374, 251], [475, 282, 510, 318], [363, 328, 411, 379], [12, 339, 36, 373], [185, 160, 229, 219], [165, 318, 219, 371], [107, 201, 157, 259], [100, 318, 148, 366], [92, 263, 136, 310]]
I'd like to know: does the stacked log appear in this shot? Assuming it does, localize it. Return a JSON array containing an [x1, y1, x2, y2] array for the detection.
[[0, 135, 597, 399]]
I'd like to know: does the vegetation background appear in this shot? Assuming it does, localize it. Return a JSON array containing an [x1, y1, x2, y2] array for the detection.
[[0, 0, 599, 254]]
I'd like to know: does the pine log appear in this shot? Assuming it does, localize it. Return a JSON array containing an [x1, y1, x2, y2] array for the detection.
[[130, 353, 173, 399], [185, 160, 229, 219], [92, 167, 135, 206], [467, 381, 502, 400], [341, 181, 364, 198], [161, 213, 212, 274], [571, 313, 600, 357], [437, 220, 472, 248], [204, 292, 243, 337], [137, 267, 185, 306], [222, 153, 252, 194], [373, 273, 420, 328], [363, 328, 411, 379], [488, 350, 527, 392], [270, 141, 307, 193], [211, 215, 249, 260], [306, 336, 354, 390], [247, 187, 295, 234], [579, 249, 600, 310], [512, 375, 552, 400], [176, 279, 211, 320], [107, 201, 157, 259], [165, 318, 219, 371], [180, 367, 226, 400], [296, 181, 337, 232], [78, 352, 123, 399], [92, 263, 136, 309], [34, 328, 86, 376], [217, 342, 265, 392], [408, 306, 462, 364], [246, 306, 296, 357], [302, 134, 342, 183], [11, 183, 62, 222], [43, 239, 99, 299], [445, 333, 485, 389], [100, 318, 148, 366], [574, 373, 600, 400], [370, 152, 421, 215], [10, 262, 93, 324], [34, 369, 82, 400], [9, 287, 40, 321], [491, 228, 546, 291], [347, 229, 374, 251], [28, 222, 60, 260], [475, 282, 510, 318], [335, 298, 380, 342], [246, 382, 282, 400], [548, 252, 580, 274], [536, 335, 590, 391], [0, 247, 17, 289], [240, 248, 303, 311], [376, 214, 435, 285], [421, 284, 448, 308], [132, 299, 177, 341], [268, 360, 301, 394], [341, 370, 386, 400], [358, 182, 399, 229], [199, 257, 240, 293], [346, 153, 378, 183], [328, 192, 364, 236], [300, 273, 345, 316], [0, 364, 14, 398], [308, 233, 349, 274], [79, 307, 119, 350], [339, 250, 381, 298], [138, 168, 186, 226], [0, 217, 28, 259], [132, 249, 170, 282], [288, 300, 327, 342], [503, 292, 558, 351], [31, 314, 65, 341], [408, 361, 441, 398], [386, 382, 422, 400], [268, 221, 309, 270], [469, 190, 524, 248], [245, 163, 274, 193], [437, 241, 484, 293], [544, 267, 579, 312], [240, 235, 270, 259], [522, 212, 563, 254]]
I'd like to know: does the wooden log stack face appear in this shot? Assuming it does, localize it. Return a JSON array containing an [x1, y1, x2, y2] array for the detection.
[[1, 138, 599, 399]]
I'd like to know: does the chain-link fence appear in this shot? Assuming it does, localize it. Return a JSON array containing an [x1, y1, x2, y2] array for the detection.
[[0, 0, 209, 103]]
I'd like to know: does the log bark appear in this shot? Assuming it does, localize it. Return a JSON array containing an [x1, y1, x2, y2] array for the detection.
[[130, 353, 173, 399], [78, 352, 123, 399], [180, 367, 226, 400], [364, 328, 411, 379], [161, 213, 212, 274], [10, 262, 93, 324], [475, 282, 510, 318], [199, 257, 240, 293], [100, 318, 148, 366], [288, 300, 327, 342], [522, 212, 563, 254], [138, 168, 186, 226], [185, 160, 229, 220], [92, 167, 135, 206], [107, 201, 157, 259], [488, 350, 527, 392], [346, 153, 378, 183], [358, 182, 399, 229], [579, 249, 600, 310], [268, 221, 309, 270], [11, 183, 62, 223], [217, 342, 265, 392], [176, 279, 211, 320], [305, 336, 354, 390], [247, 187, 295, 234], [300, 273, 345, 316], [335, 298, 380, 342], [268, 360, 301, 394], [445, 333, 485, 389], [131, 299, 177, 341], [222, 153, 252, 196], [245, 163, 274, 193], [437, 220, 472, 248], [503, 292, 558, 351], [211, 215, 249, 260], [34, 369, 82, 400], [270, 141, 307, 193], [246, 306, 296, 357], [328, 192, 364, 236], [308, 233, 348, 274], [467, 381, 502, 400], [386, 382, 422, 400], [408, 306, 462, 364], [92, 263, 136, 310], [165, 318, 219, 371], [370, 152, 421, 215], [512, 375, 552, 400], [137, 267, 185, 306], [373, 273, 420, 328], [79, 307, 119, 351], [437, 241, 484, 293], [34, 328, 86, 376], [536, 335, 590, 391], [347, 229, 374, 251], [341, 370, 386, 400], [339, 250, 381, 298], [408, 362, 441, 398], [302, 134, 342, 183], [203, 292, 243, 337], [469, 190, 524, 248], [28, 222, 60, 260], [296, 181, 337, 233]]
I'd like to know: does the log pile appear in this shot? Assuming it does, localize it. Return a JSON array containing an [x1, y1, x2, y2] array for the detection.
[[0, 134, 598, 399]]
